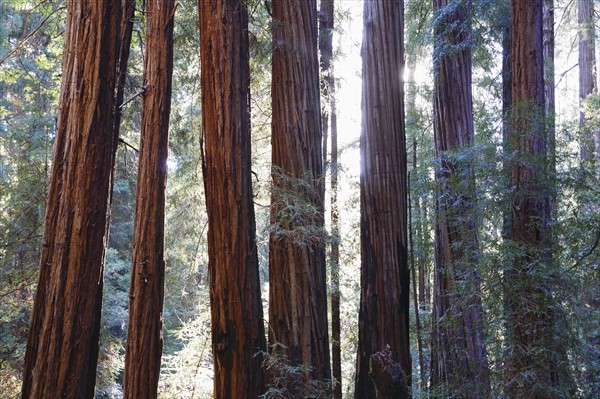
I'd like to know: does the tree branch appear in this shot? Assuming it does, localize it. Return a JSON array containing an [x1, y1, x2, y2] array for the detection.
[[119, 85, 147, 109], [0, 5, 66, 66], [570, 225, 600, 271]]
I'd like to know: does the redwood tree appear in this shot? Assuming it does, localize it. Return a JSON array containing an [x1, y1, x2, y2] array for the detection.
[[430, 1, 490, 397], [269, 0, 331, 385], [122, 1, 174, 398], [578, 0, 597, 164], [319, 0, 342, 397], [504, 1, 571, 397], [21, 2, 122, 398], [199, 0, 266, 397], [355, 1, 411, 397]]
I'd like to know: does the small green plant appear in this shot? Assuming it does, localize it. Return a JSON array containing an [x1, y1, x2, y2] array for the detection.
[[269, 167, 329, 247], [260, 343, 332, 399]]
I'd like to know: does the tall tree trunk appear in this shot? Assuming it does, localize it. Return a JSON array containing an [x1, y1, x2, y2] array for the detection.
[[355, 1, 411, 398], [577, 3, 600, 395], [122, 1, 174, 398], [406, 56, 429, 311], [504, 1, 572, 397], [578, 0, 597, 166], [318, 1, 342, 397], [429, 2, 490, 398], [329, 91, 342, 399], [21, 2, 122, 398], [543, 0, 555, 173], [108, 0, 135, 198], [269, 0, 331, 386], [198, 0, 267, 397], [418, 191, 431, 307], [408, 166, 426, 392], [543, 0, 556, 261]]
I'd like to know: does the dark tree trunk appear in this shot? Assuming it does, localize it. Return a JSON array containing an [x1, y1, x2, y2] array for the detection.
[[21, 2, 122, 398], [504, 1, 572, 397], [429, 2, 490, 398], [269, 0, 331, 386], [578, 0, 598, 165], [543, 0, 556, 248], [122, 1, 174, 398], [355, 1, 411, 397], [199, 0, 267, 397], [319, 0, 342, 397], [417, 195, 431, 307], [408, 161, 425, 392]]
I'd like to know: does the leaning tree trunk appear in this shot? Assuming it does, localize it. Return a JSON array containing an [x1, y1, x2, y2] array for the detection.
[[355, 1, 411, 398], [21, 2, 121, 398], [199, 0, 267, 397], [122, 1, 174, 398], [504, 1, 573, 397], [269, 0, 331, 387], [429, 2, 491, 398]]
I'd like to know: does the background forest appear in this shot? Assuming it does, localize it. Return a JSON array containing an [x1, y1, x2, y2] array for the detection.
[[0, 0, 599, 398]]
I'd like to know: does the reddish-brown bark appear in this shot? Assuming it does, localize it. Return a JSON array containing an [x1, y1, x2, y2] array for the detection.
[[269, 0, 331, 385], [199, 0, 267, 397], [578, 0, 598, 164], [430, 2, 490, 398], [355, 1, 411, 397], [122, 1, 174, 398], [504, 1, 572, 397], [21, 2, 122, 398]]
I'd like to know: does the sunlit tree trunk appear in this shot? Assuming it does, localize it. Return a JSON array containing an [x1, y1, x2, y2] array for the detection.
[[504, 1, 572, 397], [199, 0, 267, 397], [21, 2, 121, 398], [122, 1, 174, 398], [430, 2, 490, 398], [269, 0, 331, 386], [578, 0, 597, 165], [355, 1, 411, 397]]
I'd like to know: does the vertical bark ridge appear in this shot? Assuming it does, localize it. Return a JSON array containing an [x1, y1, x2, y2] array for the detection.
[[355, 1, 411, 397], [430, 1, 490, 398], [21, 2, 121, 398], [123, 1, 174, 398], [504, 1, 572, 397], [578, 0, 598, 165], [199, 0, 267, 397], [269, 0, 331, 386]]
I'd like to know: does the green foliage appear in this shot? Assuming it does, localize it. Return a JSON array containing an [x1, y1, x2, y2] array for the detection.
[[159, 290, 213, 399], [269, 167, 329, 247], [0, 1, 599, 398], [261, 343, 332, 399], [0, 3, 63, 398]]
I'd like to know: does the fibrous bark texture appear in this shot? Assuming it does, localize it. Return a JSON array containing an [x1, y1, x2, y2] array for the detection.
[[122, 1, 174, 398], [199, 0, 267, 397], [504, 1, 572, 397], [21, 2, 121, 398], [578, 0, 598, 164], [269, 0, 331, 386], [369, 347, 410, 399], [355, 1, 411, 398], [430, 2, 490, 398]]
